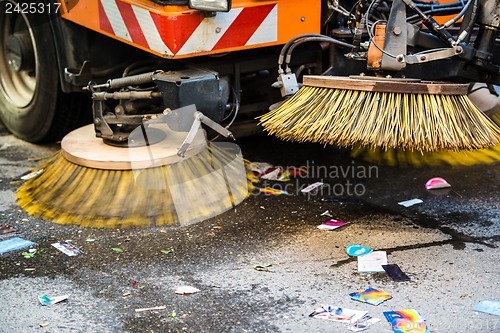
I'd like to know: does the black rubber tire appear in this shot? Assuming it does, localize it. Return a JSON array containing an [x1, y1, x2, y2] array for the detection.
[[0, 0, 90, 143]]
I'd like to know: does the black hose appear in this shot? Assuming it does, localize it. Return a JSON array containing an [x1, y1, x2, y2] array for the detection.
[[278, 34, 353, 73], [284, 37, 354, 72]]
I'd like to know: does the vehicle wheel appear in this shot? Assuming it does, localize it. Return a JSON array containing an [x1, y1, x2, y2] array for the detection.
[[0, 0, 90, 142]]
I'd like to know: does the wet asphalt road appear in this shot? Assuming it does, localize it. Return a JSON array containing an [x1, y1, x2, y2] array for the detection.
[[0, 123, 499, 333]]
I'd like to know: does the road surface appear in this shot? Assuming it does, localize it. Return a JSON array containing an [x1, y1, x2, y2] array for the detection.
[[0, 124, 499, 332]]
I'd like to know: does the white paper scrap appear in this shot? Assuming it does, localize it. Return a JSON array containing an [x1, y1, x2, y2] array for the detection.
[[301, 182, 324, 193], [38, 295, 69, 306], [357, 251, 388, 273], [398, 199, 423, 207], [348, 315, 381, 332], [175, 286, 201, 295], [51, 242, 83, 256], [20, 169, 44, 180]]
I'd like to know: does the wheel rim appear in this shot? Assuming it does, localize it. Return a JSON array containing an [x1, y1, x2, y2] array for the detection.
[[0, 1, 37, 109]]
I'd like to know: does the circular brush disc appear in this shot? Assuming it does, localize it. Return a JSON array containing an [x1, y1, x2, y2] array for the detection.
[[18, 125, 252, 228], [61, 124, 207, 170]]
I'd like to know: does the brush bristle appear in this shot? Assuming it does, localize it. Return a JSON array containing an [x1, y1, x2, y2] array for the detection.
[[350, 144, 500, 167], [258, 86, 500, 151], [17, 144, 254, 228], [350, 108, 500, 167]]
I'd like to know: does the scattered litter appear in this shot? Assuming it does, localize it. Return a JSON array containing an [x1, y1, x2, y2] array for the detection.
[[246, 161, 290, 182], [0, 237, 35, 254], [20, 169, 44, 180], [320, 210, 333, 217], [51, 242, 83, 256], [168, 310, 177, 318], [39, 322, 49, 328], [317, 219, 348, 231], [472, 300, 500, 316], [321, 197, 364, 205], [346, 244, 373, 257], [38, 295, 69, 306], [398, 198, 423, 207], [0, 224, 20, 239], [425, 177, 451, 190], [161, 248, 173, 254], [384, 310, 430, 333], [349, 288, 392, 306], [122, 293, 131, 297], [246, 161, 307, 182], [301, 182, 324, 193], [112, 247, 124, 253], [253, 264, 273, 272], [175, 286, 201, 295], [85, 238, 96, 242], [382, 264, 411, 282], [22, 248, 44, 258], [131, 280, 138, 287], [309, 305, 367, 323], [135, 306, 167, 312], [258, 187, 288, 196], [24, 268, 35, 271], [348, 314, 381, 332], [358, 251, 387, 273]]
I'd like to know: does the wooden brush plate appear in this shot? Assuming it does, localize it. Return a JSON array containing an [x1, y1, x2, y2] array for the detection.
[[303, 75, 469, 95], [61, 124, 207, 170]]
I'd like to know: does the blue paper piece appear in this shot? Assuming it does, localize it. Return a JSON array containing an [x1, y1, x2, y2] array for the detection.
[[346, 244, 373, 256], [384, 309, 430, 333], [38, 295, 69, 306], [0, 237, 35, 254], [349, 288, 392, 306], [472, 300, 500, 316]]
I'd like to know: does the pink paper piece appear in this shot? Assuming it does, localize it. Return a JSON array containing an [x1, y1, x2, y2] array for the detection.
[[425, 177, 451, 190], [317, 219, 348, 230]]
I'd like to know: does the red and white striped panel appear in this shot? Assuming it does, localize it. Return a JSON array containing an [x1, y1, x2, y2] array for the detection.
[[98, 0, 278, 57]]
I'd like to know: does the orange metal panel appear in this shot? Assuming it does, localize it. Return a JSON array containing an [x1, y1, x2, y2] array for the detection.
[[59, 0, 321, 59]]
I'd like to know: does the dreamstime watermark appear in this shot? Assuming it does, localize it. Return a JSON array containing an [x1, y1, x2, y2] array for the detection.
[[253, 161, 379, 198]]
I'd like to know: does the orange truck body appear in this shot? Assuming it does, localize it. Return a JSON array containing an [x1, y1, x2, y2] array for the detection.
[[59, 0, 322, 59]]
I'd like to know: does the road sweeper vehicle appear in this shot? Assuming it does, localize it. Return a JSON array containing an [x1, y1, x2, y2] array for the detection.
[[1, 0, 500, 227]]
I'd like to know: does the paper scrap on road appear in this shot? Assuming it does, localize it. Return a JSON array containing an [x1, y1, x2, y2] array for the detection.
[[258, 187, 288, 196], [317, 219, 348, 230], [246, 161, 307, 181], [38, 295, 68, 306], [320, 210, 333, 217], [348, 315, 381, 332], [349, 288, 392, 306], [175, 286, 201, 295], [301, 182, 324, 193], [382, 264, 411, 281], [0, 224, 20, 239], [425, 177, 451, 190], [309, 305, 367, 323], [135, 306, 167, 312], [384, 310, 430, 333], [472, 300, 500, 316], [346, 244, 373, 257], [20, 169, 44, 180], [51, 241, 83, 256], [0, 237, 35, 254], [398, 198, 423, 207], [358, 251, 387, 273]]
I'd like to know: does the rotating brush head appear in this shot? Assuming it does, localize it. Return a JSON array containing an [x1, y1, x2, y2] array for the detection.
[[259, 76, 500, 152], [17, 113, 254, 228]]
